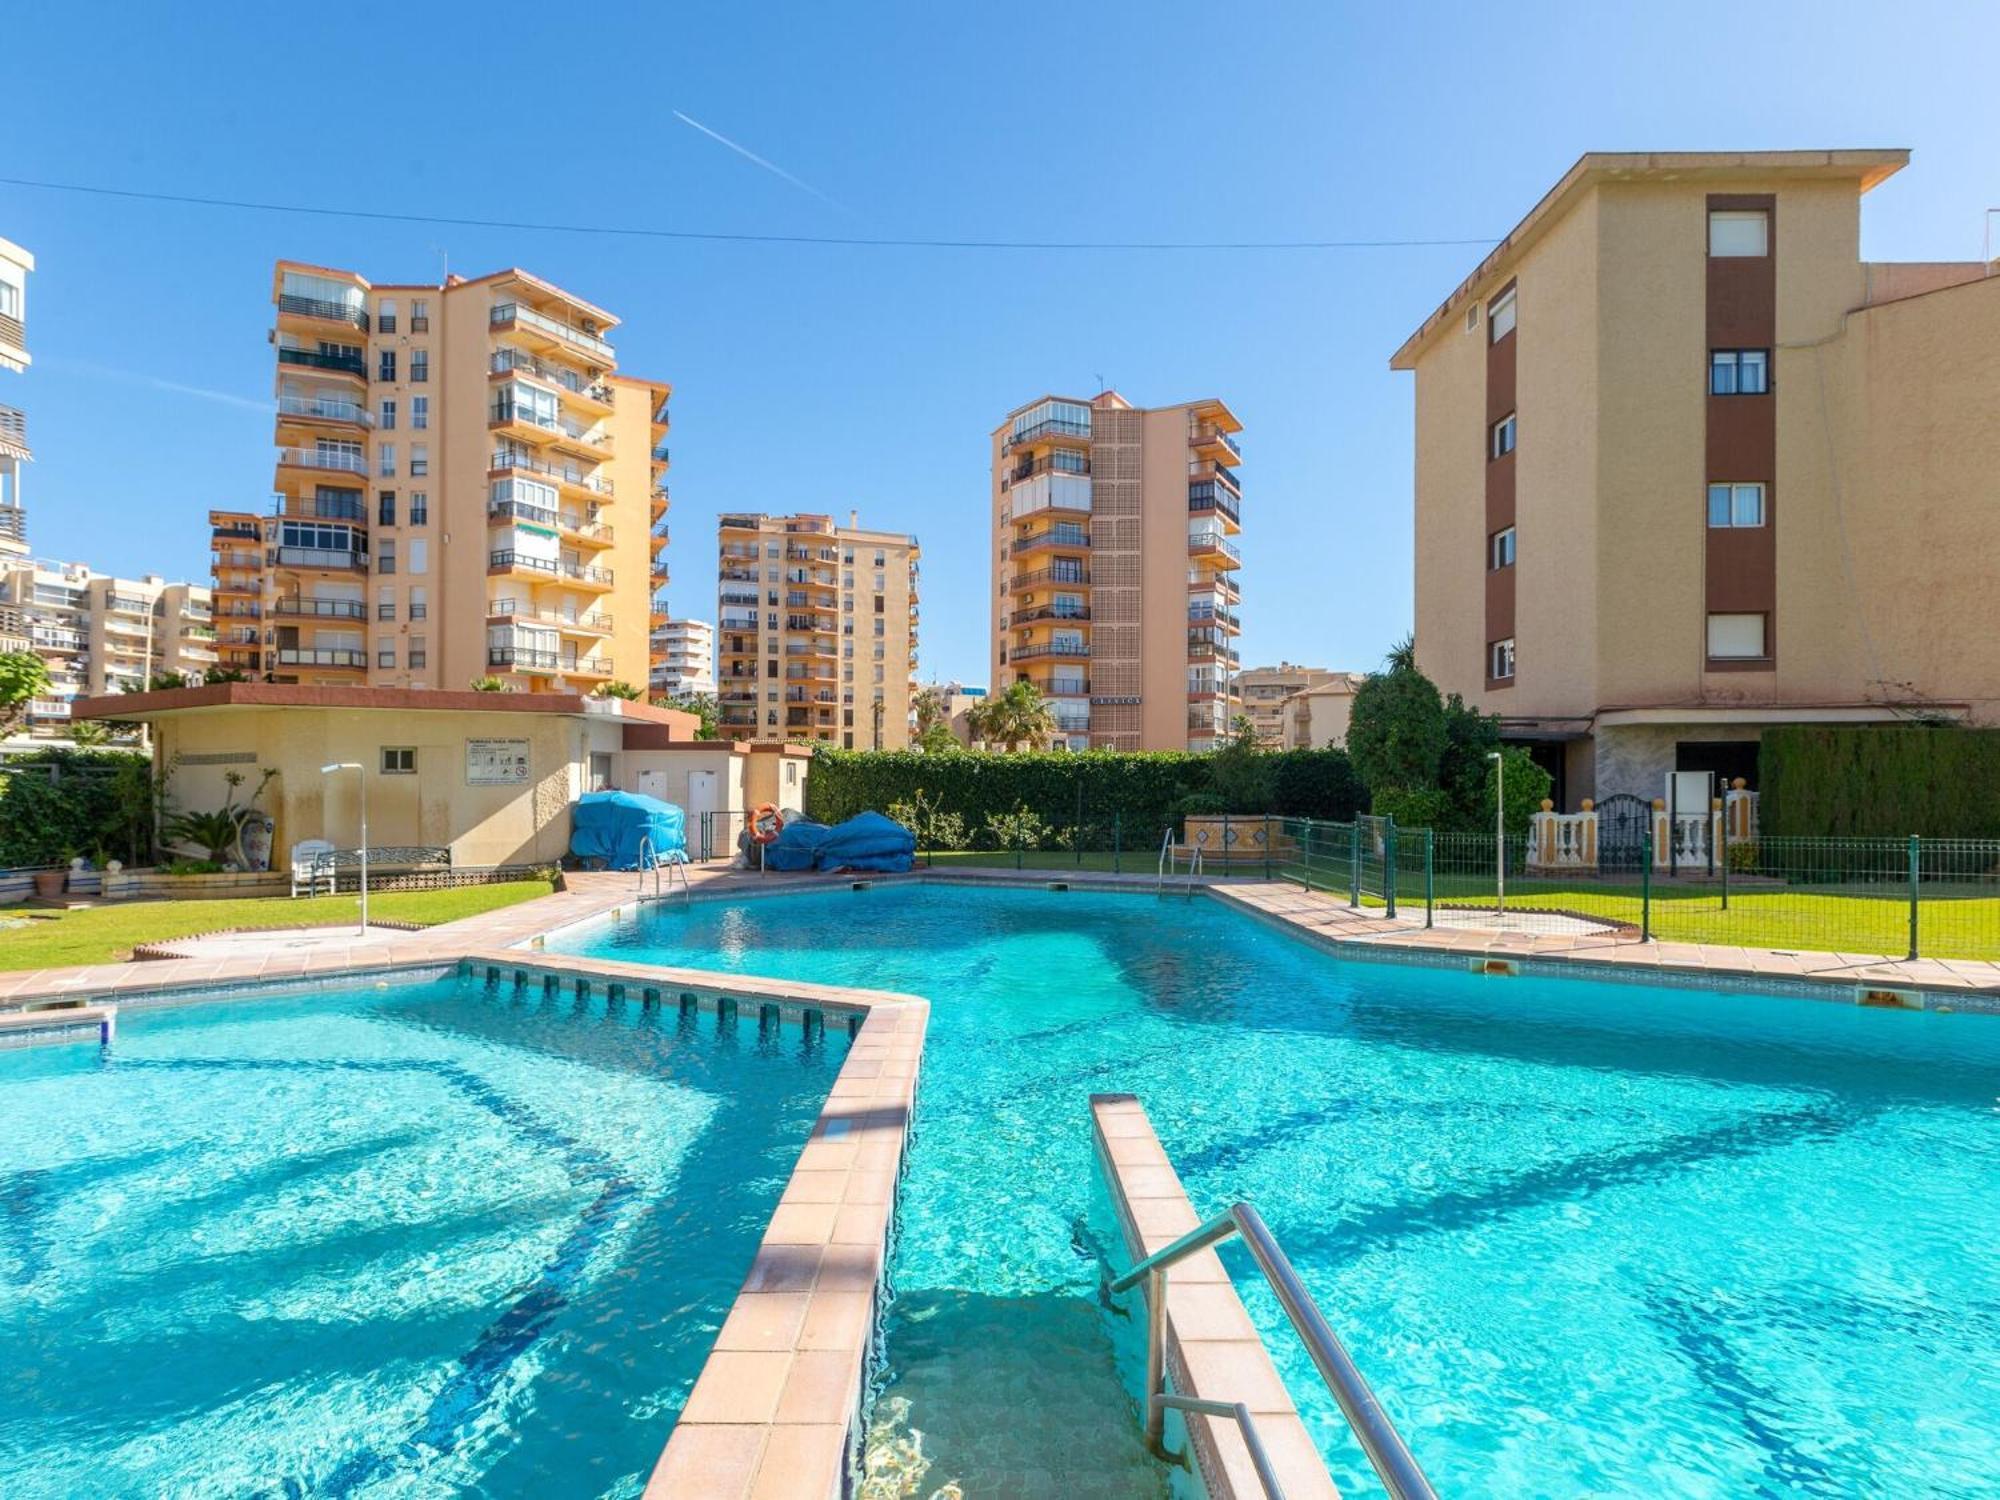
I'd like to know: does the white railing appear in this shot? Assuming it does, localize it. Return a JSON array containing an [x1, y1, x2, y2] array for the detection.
[[1528, 787, 1759, 873], [1529, 807, 1597, 868]]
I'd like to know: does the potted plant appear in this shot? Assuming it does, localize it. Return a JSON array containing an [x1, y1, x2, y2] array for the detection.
[[32, 849, 73, 900]]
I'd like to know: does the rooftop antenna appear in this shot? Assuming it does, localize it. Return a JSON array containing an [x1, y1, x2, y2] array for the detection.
[[1985, 209, 1999, 271], [431, 244, 449, 285], [1094, 371, 1106, 397]]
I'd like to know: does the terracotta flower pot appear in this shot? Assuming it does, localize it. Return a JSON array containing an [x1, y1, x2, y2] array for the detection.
[[31, 870, 66, 900]]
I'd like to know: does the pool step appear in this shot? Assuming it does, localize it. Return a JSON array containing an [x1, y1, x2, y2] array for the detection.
[[0, 1003, 116, 1048]]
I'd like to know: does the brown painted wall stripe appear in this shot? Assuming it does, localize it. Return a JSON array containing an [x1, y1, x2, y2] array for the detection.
[[1484, 280, 1517, 689], [1705, 193, 1778, 670]]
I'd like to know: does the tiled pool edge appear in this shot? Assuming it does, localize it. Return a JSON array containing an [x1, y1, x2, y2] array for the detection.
[[1092, 1093, 1341, 1500]]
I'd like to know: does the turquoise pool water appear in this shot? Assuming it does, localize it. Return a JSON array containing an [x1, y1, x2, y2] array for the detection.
[[0, 972, 849, 1499], [554, 883, 2000, 1499]]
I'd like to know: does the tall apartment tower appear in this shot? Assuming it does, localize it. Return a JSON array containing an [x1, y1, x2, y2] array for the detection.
[[0, 237, 33, 562], [209, 261, 670, 692], [989, 391, 1243, 751], [1393, 149, 2000, 808], [715, 512, 920, 748], [648, 610, 716, 699]]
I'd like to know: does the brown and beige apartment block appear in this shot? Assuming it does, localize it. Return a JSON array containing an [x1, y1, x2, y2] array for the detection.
[[989, 391, 1244, 751], [209, 261, 670, 694], [1393, 149, 2000, 808], [716, 512, 920, 747], [1281, 671, 1368, 751], [1237, 662, 1343, 747]]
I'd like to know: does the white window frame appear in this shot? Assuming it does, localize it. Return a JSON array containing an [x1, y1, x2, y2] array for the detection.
[[381, 746, 417, 774], [1490, 525, 1516, 569], [1489, 637, 1516, 681], [1706, 482, 1765, 528], [1708, 210, 1769, 258], [1487, 287, 1517, 342], [1710, 349, 1769, 396], [1490, 412, 1517, 459], [1707, 612, 1768, 660]]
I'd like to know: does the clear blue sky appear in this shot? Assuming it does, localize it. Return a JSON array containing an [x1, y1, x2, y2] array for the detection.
[[5, 2, 1994, 686]]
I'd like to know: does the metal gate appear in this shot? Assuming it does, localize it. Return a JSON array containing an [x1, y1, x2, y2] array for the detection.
[[1596, 794, 1650, 871]]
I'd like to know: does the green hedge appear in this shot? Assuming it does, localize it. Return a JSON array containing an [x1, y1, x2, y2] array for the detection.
[[804, 747, 1364, 835], [1759, 726, 2000, 838], [0, 749, 155, 868]]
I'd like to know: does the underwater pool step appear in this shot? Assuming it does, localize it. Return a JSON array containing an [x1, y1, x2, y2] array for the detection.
[[0, 1002, 116, 1048]]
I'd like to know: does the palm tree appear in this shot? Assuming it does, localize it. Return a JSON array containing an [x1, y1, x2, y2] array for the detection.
[[970, 680, 1056, 752]]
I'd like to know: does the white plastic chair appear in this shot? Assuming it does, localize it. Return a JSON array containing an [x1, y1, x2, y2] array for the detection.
[[290, 839, 336, 898]]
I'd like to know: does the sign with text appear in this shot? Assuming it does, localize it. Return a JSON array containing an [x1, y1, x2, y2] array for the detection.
[[466, 738, 530, 786]]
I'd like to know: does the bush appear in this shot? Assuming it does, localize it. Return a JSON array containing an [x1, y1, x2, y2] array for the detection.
[[0, 750, 155, 868], [805, 747, 1365, 836], [1760, 726, 2000, 838]]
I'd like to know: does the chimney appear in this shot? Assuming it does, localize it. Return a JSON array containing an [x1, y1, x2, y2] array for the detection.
[[849, 508, 858, 529]]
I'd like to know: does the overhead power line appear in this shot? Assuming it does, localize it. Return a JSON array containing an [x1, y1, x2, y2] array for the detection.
[[0, 174, 1496, 253]]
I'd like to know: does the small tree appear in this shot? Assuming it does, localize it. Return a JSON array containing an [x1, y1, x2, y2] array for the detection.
[[67, 720, 111, 748], [1346, 638, 1447, 799], [0, 650, 52, 737], [1483, 745, 1553, 841], [201, 666, 250, 685], [654, 692, 720, 739], [469, 676, 506, 692], [594, 680, 643, 700], [969, 680, 1055, 753]]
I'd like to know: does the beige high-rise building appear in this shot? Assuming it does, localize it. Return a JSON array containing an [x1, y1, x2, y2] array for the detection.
[[1237, 662, 1340, 747], [210, 261, 670, 693], [716, 512, 920, 747], [1393, 149, 2000, 808], [0, 236, 33, 562], [989, 391, 1244, 751], [649, 610, 715, 699]]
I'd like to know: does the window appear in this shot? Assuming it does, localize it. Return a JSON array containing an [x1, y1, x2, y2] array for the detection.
[[1490, 412, 1517, 459], [410, 443, 428, 477], [408, 586, 427, 620], [408, 538, 428, 575], [377, 299, 398, 334], [378, 399, 397, 431], [411, 349, 429, 383], [1709, 210, 1769, 257], [1707, 483, 1766, 528], [1707, 613, 1768, 660], [0, 281, 19, 319], [1489, 637, 1516, 681], [1490, 526, 1516, 569], [378, 443, 396, 477], [377, 349, 397, 382], [409, 491, 428, 525], [377, 585, 395, 620], [408, 637, 427, 669], [1488, 286, 1517, 342], [1710, 350, 1769, 396], [411, 395, 428, 430], [377, 647, 397, 669], [381, 747, 416, 774], [410, 298, 430, 333], [377, 539, 396, 575]]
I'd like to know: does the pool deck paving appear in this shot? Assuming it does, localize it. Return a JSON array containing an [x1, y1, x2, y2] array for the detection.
[[4, 861, 1999, 1498]]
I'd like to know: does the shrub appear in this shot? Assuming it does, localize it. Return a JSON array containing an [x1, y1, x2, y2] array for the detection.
[[1760, 726, 2000, 839], [0, 750, 156, 868], [980, 804, 1050, 850], [885, 791, 966, 851]]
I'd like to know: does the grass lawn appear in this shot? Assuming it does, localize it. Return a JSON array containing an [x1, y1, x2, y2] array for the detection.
[[0, 880, 556, 972]]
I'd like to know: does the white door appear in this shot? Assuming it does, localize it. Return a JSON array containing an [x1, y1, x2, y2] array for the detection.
[[637, 768, 670, 801]]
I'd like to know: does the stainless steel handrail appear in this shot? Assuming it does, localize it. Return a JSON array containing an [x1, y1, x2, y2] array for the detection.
[[1111, 1202, 1438, 1500], [635, 834, 690, 904], [1156, 1394, 1285, 1500]]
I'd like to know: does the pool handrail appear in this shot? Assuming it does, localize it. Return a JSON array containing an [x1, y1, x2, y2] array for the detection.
[[634, 836, 690, 904], [1156, 827, 1204, 894], [1110, 1200, 1439, 1500], [1156, 1392, 1287, 1499]]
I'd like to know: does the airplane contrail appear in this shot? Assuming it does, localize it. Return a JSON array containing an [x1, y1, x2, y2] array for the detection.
[[672, 109, 845, 210]]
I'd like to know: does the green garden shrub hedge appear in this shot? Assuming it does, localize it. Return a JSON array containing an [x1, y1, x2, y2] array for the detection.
[[0, 749, 155, 868], [805, 747, 1364, 838], [1759, 726, 2000, 838]]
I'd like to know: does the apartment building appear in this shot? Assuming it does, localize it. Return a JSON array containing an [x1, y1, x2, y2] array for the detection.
[[989, 391, 1243, 751], [0, 237, 32, 562], [1393, 149, 2000, 808], [1282, 672, 1367, 750], [0, 560, 215, 730], [1237, 662, 1340, 747], [648, 609, 715, 699], [716, 512, 920, 748], [209, 261, 670, 692]]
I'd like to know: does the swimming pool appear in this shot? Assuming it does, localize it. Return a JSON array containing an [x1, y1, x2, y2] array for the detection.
[[0, 970, 850, 1498], [552, 882, 2000, 1498]]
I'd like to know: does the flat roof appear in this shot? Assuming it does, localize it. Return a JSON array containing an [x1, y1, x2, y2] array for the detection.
[[1389, 149, 1910, 370], [73, 683, 697, 730]]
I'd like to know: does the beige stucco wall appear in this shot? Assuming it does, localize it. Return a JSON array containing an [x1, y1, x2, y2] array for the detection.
[[1285, 688, 1357, 749], [742, 750, 809, 815], [156, 706, 590, 868], [612, 745, 747, 812]]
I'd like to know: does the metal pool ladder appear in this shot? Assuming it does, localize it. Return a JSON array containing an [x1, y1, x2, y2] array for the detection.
[[1111, 1201, 1438, 1500], [635, 836, 690, 904], [1156, 829, 1204, 894]]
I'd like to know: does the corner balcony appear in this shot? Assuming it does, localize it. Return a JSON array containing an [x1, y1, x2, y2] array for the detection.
[[276, 446, 369, 477], [276, 346, 366, 380], [1011, 604, 1091, 626], [488, 600, 614, 637], [1010, 641, 1091, 663], [275, 545, 369, 573], [1187, 481, 1241, 530], [1189, 423, 1242, 465], [277, 395, 372, 430], [1013, 525, 1091, 559], [273, 598, 368, 621], [489, 349, 615, 410], [1002, 415, 1091, 454], [489, 301, 615, 363], [1188, 528, 1241, 568], [276, 292, 369, 333], [487, 645, 560, 674], [1010, 565, 1090, 594], [486, 550, 615, 592]]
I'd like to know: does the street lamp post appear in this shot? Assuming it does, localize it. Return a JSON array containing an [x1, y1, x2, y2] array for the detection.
[[1487, 750, 1505, 919], [321, 762, 368, 935]]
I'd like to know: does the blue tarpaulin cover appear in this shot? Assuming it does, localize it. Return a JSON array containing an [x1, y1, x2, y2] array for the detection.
[[816, 811, 917, 872], [760, 817, 832, 872], [569, 790, 686, 871]]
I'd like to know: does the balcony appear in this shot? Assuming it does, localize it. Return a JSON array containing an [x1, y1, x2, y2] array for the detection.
[[719, 514, 762, 532], [1000, 455, 1090, 491], [489, 446, 613, 496], [1010, 566, 1091, 592], [489, 349, 614, 406], [1189, 423, 1242, 464], [1003, 416, 1091, 453], [1005, 473, 1093, 521], [277, 293, 368, 331], [1013, 525, 1092, 557], [488, 645, 559, 673], [490, 301, 615, 363], [1187, 481, 1241, 527], [273, 598, 367, 621], [1010, 641, 1091, 662], [1188, 627, 1240, 661], [102, 593, 152, 616], [559, 513, 614, 546], [213, 551, 264, 571], [487, 498, 560, 528], [562, 656, 614, 679], [275, 546, 368, 572], [486, 550, 614, 588], [275, 647, 366, 669], [488, 600, 614, 634], [274, 493, 366, 523], [277, 395, 371, 428], [1187, 528, 1241, 567], [276, 346, 366, 378], [276, 445, 368, 475], [1012, 605, 1091, 625]]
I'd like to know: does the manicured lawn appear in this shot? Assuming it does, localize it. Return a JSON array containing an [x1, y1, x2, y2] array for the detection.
[[0, 880, 556, 972]]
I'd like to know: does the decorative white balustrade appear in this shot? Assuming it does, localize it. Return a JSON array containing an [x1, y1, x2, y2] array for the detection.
[[1528, 782, 1759, 873]]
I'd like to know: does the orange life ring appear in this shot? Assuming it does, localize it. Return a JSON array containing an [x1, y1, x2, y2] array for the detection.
[[750, 804, 785, 844]]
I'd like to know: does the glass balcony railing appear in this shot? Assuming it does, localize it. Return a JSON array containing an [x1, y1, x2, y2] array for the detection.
[[488, 645, 560, 672], [277, 395, 371, 427], [275, 546, 368, 571], [487, 550, 613, 585], [277, 293, 369, 331], [489, 447, 613, 495], [273, 598, 367, 620], [276, 347, 366, 376], [489, 348, 614, 403], [276, 446, 368, 474], [490, 302, 615, 362], [487, 499, 560, 528], [276, 647, 366, 668]]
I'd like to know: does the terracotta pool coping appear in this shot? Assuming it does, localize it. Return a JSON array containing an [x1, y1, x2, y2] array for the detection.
[[1093, 1093, 1342, 1500]]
